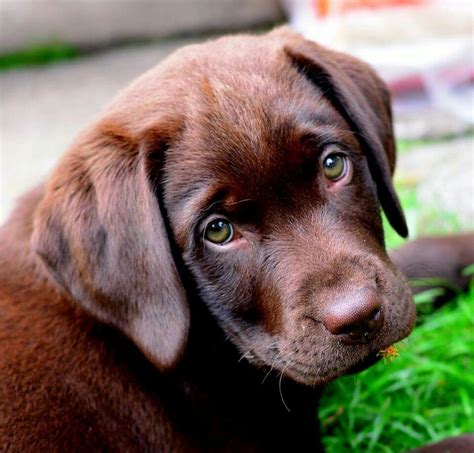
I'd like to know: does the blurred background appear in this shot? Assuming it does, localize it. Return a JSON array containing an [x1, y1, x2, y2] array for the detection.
[[0, 1, 472, 451], [0, 0, 472, 228]]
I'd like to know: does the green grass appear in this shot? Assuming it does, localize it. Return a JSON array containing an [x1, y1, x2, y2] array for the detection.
[[320, 284, 474, 453], [0, 43, 78, 71], [320, 144, 473, 452]]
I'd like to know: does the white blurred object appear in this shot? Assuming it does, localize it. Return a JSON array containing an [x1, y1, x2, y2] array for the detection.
[[281, 0, 474, 133]]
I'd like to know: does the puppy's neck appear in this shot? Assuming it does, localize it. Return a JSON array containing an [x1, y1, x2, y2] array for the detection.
[[165, 299, 324, 451]]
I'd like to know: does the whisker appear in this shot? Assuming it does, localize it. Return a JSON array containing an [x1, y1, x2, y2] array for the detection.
[[238, 349, 255, 363], [278, 361, 291, 413], [262, 349, 282, 385]]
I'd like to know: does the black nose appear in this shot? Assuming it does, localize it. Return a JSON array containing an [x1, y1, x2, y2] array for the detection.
[[322, 287, 384, 344]]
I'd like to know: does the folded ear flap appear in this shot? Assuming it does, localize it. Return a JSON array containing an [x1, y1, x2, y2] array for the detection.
[[32, 119, 189, 371], [284, 39, 408, 238]]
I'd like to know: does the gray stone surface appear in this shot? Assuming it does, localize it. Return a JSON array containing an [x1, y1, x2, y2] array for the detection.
[[1, 36, 473, 228], [0, 0, 282, 53], [394, 109, 473, 142], [0, 37, 199, 220]]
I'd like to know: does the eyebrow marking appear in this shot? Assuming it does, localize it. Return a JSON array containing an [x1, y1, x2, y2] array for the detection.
[[221, 197, 253, 208], [296, 125, 356, 151], [173, 186, 215, 235], [174, 185, 252, 240]]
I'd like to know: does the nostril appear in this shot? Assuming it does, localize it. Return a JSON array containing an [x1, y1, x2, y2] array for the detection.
[[365, 308, 383, 333], [338, 323, 359, 336], [369, 308, 380, 320]]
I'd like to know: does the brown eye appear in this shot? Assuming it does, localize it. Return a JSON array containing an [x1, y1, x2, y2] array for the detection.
[[322, 153, 347, 181], [204, 219, 234, 245]]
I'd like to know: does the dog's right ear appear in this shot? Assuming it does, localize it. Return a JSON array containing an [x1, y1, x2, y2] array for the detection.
[[282, 33, 408, 238], [32, 116, 189, 371]]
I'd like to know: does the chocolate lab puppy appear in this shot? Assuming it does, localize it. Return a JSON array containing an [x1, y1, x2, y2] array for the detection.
[[0, 27, 472, 451]]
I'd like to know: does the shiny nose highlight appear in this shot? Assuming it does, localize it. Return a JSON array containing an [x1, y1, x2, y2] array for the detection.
[[322, 287, 384, 344]]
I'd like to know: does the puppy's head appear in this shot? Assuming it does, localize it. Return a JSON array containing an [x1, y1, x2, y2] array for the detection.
[[32, 27, 415, 385]]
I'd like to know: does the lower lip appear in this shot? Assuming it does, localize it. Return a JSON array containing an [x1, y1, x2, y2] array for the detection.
[[346, 352, 382, 375]]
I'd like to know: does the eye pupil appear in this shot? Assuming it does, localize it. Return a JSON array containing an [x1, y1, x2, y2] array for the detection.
[[323, 154, 346, 180], [205, 219, 233, 244]]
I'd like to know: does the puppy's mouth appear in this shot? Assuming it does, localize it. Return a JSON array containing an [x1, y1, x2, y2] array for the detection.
[[345, 350, 382, 375], [275, 333, 408, 387]]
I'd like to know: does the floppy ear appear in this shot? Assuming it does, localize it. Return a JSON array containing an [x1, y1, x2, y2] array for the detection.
[[283, 38, 408, 238], [31, 118, 189, 371]]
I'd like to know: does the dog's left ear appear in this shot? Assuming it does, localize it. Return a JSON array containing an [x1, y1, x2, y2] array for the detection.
[[32, 116, 190, 371], [283, 38, 408, 238]]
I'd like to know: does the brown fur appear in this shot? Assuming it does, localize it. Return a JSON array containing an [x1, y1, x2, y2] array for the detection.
[[1, 27, 471, 451]]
